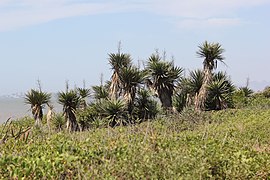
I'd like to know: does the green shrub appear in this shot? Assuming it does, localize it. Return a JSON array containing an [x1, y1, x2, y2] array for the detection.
[[262, 86, 270, 98], [51, 114, 66, 132]]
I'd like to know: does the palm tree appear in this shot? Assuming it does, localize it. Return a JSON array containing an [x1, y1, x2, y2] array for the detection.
[[25, 89, 51, 127], [92, 85, 109, 101], [238, 78, 253, 98], [195, 41, 225, 111], [77, 87, 91, 110], [238, 87, 254, 97], [134, 89, 158, 120], [108, 53, 132, 99], [146, 53, 183, 110], [186, 69, 204, 96], [58, 89, 80, 132], [118, 66, 146, 114], [207, 72, 235, 110], [98, 99, 127, 127]]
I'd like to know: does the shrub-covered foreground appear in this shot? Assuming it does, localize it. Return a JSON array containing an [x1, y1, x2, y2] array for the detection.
[[0, 109, 270, 179]]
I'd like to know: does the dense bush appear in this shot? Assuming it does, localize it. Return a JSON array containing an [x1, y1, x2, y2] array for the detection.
[[233, 91, 270, 109], [51, 114, 66, 132], [262, 86, 270, 98]]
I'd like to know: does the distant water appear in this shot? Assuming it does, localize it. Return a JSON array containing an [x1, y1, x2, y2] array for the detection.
[[0, 97, 62, 124]]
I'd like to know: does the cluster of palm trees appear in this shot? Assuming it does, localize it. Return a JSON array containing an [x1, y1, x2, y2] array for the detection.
[[25, 41, 235, 131]]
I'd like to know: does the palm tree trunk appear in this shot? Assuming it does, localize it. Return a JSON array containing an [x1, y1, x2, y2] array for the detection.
[[33, 106, 43, 127], [35, 117, 42, 127], [195, 67, 213, 111], [66, 110, 78, 132], [109, 72, 120, 100], [125, 89, 136, 115], [159, 91, 173, 110]]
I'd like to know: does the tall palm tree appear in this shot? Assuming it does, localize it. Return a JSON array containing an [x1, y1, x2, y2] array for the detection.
[[108, 53, 132, 100], [58, 89, 80, 132], [146, 53, 183, 110], [118, 66, 146, 114], [25, 89, 51, 127], [195, 41, 225, 111]]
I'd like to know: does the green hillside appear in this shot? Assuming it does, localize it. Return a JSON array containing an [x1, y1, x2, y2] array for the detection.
[[1, 108, 269, 179]]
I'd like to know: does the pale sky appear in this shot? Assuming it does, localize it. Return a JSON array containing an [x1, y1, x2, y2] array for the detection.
[[0, 0, 270, 95]]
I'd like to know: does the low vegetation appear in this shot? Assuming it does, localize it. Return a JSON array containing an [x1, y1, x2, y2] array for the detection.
[[0, 106, 269, 179]]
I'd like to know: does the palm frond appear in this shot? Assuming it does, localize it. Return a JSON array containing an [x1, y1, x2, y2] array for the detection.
[[77, 88, 91, 99], [119, 66, 146, 103], [238, 86, 254, 97], [25, 89, 51, 106], [92, 85, 109, 100], [58, 90, 80, 112], [96, 99, 127, 126], [134, 89, 158, 120], [187, 69, 204, 95], [197, 41, 225, 70], [206, 72, 235, 110], [108, 53, 132, 71]]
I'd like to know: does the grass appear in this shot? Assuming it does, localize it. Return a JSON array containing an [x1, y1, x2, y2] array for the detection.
[[0, 109, 270, 179]]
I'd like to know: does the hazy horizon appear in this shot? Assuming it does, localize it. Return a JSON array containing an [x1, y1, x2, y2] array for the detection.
[[0, 96, 63, 123]]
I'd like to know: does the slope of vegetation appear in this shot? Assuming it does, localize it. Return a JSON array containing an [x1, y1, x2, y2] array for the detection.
[[1, 41, 270, 179], [0, 108, 269, 179]]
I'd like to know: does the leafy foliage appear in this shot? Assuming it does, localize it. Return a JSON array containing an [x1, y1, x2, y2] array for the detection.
[[58, 90, 80, 113], [238, 86, 254, 97], [175, 70, 234, 111], [94, 99, 128, 127], [1, 108, 270, 179], [262, 86, 270, 98], [51, 114, 66, 132], [206, 72, 235, 110], [108, 53, 132, 72], [92, 85, 109, 101], [173, 92, 188, 112], [133, 89, 159, 120], [186, 69, 204, 96], [77, 87, 91, 99], [119, 66, 146, 113]]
